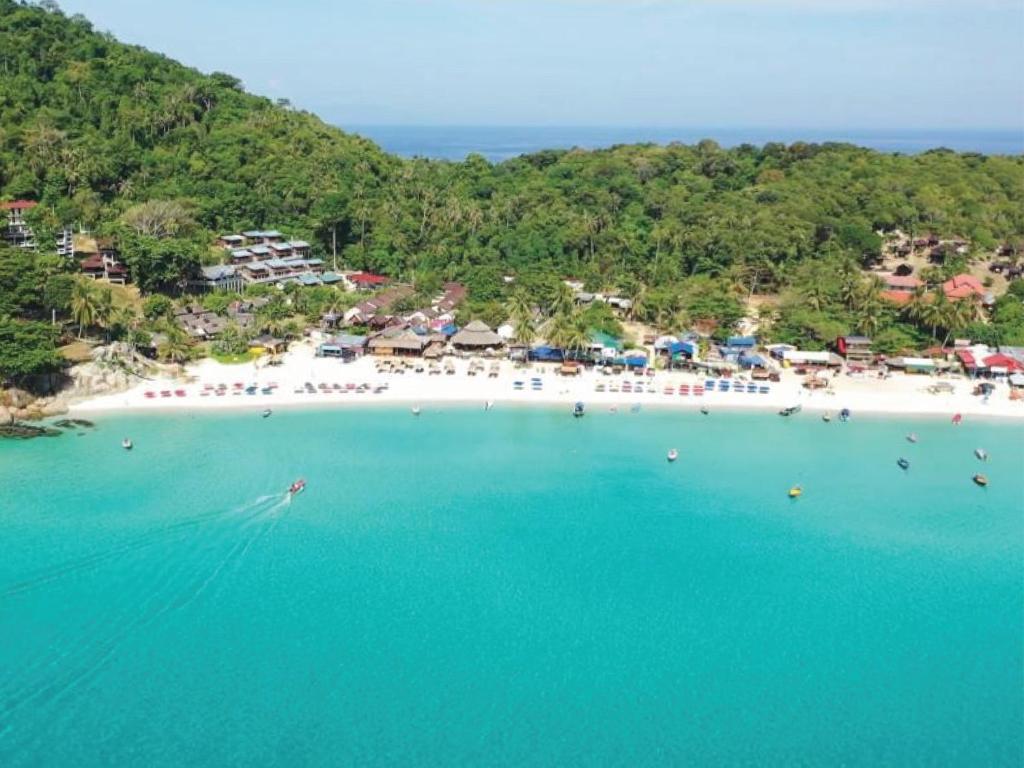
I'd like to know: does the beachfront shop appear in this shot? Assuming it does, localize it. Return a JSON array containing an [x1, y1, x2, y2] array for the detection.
[[317, 334, 367, 361], [884, 356, 940, 375]]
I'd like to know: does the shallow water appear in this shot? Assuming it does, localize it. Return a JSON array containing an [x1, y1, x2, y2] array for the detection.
[[1, 407, 1022, 766]]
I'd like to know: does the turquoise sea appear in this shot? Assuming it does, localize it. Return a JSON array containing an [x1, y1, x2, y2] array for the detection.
[[1, 407, 1022, 766]]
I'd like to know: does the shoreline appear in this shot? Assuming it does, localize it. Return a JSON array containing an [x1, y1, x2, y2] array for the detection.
[[67, 342, 1024, 423]]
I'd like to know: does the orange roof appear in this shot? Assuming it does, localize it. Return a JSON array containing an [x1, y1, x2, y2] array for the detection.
[[0, 200, 38, 210], [880, 290, 913, 305], [942, 274, 985, 299]]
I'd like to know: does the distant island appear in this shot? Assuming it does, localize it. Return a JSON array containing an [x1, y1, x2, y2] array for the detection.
[[1, 0, 1023, 420]]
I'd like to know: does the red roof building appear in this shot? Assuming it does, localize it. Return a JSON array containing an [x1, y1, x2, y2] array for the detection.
[[942, 274, 986, 301], [349, 272, 390, 288], [0, 200, 38, 212]]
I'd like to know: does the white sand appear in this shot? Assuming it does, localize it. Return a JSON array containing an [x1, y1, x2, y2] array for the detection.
[[69, 339, 1024, 422]]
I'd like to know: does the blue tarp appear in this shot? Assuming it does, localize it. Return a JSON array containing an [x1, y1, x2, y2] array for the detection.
[[738, 353, 767, 368], [727, 336, 757, 348], [439, 323, 458, 337], [669, 340, 697, 357], [530, 346, 565, 362], [624, 356, 647, 368]]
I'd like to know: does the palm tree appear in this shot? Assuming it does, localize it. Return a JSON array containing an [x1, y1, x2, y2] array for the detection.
[[70, 279, 98, 338], [513, 313, 535, 348], [506, 289, 532, 323], [156, 324, 192, 364], [920, 291, 950, 341], [942, 295, 982, 347], [94, 285, 114, 340], [547, 282, 576, 318]]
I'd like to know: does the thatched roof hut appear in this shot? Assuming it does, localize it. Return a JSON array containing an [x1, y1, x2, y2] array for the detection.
[[368, 329, 429, 356], [451, 320, 502, 349]]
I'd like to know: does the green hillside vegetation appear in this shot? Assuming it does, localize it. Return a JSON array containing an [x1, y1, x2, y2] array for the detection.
[[1, 0, 1024, 384]]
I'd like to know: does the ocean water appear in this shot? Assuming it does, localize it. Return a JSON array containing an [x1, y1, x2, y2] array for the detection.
[[346, 125, 1024, 162], [1, 407, 1022, 766]]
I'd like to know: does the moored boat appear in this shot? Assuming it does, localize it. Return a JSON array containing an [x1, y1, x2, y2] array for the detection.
[[788, 485, 802, 498], [906, 433, 918, 443], [573, 402, 585, 418], [411, 406, 421, 416], [974, 448, 988, 461], [288, 478, 306, 496], [121, 438, 133, 450], [973, 474, 988, 487], [839, 408, 851, 422], [897, 458, 909, 470], [262, 408, 272, 418], [779, 404, 802, 417], [667, 449, 678, 462], [700, 406, 709, 415], [822, 413, 831, 422]]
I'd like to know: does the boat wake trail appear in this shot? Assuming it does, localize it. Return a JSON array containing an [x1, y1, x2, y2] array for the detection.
[[0, 495, 278, 602], [0, 493, 289, 744]]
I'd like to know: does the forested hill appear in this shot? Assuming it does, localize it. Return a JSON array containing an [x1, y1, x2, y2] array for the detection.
[[0, 0, 395, 233], [1, 0, 1023, 297]]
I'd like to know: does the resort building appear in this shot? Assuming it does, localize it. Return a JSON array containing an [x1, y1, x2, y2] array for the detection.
[[2, 200, 37, 250], [56, 228, 75, 259], [79, 242, 129, 284], [189, 264, 246, 293]]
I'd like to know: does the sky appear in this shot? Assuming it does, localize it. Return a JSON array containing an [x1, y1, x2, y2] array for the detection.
[[57, 0, 1024, 131]]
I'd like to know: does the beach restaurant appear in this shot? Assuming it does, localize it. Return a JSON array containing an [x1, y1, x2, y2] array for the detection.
[[450, 320, 503, 351], [368, 328, 430, 357]]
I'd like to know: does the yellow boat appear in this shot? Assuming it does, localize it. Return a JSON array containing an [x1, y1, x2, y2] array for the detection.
[[788, 486, 802, 498]]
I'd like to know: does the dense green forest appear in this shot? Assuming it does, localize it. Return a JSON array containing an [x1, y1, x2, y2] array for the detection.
[[2, 0, 1024, 383]]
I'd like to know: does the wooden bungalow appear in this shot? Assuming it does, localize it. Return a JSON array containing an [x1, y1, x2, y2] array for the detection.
[[368, 329, 429, 357]]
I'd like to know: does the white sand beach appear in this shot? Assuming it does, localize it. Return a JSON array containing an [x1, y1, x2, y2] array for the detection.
[[69, 340, 1024, 421]]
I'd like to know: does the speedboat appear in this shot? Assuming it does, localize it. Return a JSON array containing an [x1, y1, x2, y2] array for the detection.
[[839, 408, 851, 422], [779, 404, 802, 417], [822, 413, 831, 422], [485, 400, 494, 411], [667, 449, 678, 462], [121, 438, 133, 450], [952, 413, 963, 425], [973, 474, 988, 487], [288, 479, 306, 496], [788, 485, 802, 499], [411, 407, 421, 416], [700, 406, 709, 415], [897, 458, 909, 470], [262, 409, 272, 418], [573, 402, 585, 418], [906, 433, 918, 443], [974, 448, 988, 461]]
